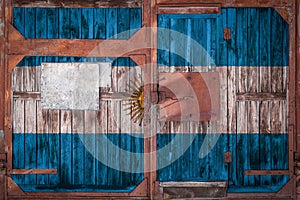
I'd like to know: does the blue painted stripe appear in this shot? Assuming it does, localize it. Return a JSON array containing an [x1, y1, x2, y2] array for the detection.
[[12, 133, 144, 192], [13, 8, 142, 39], [16, 57, 137, 67], [158, 8, 289, 67], [157, 133, 288, 192], [11, 184, 137, 193]]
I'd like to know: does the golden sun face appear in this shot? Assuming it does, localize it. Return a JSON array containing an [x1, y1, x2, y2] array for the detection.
[[124, 77, 144, 126]]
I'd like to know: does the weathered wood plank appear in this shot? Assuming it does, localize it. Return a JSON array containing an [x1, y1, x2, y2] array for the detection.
[[12, 67, 23, 92], [12, 100, 25, 184], [247, 8, 259, 93], [236, 101, 247, 186], [24, 100, 37, 185], [259, 101, 271, 185], [227, 7, 237, 187], [245, 170, 289, 176], [13, 0, 142, 8], [93, 8, 105, 39], [236, 92, 286, 101], [36, 100, 49, 184], [84, 110, 96, 185], [95, 101, 107, 185], [71, 110, 84, 185], [247, 101, 259, 186], [60, 110, 72, 185], [24, 7, 36, 38], [11, 169, 57, 175], [8, 24, 148, 57], [157, 6, 220, 14], [129, 66, 144, 133], [227, 8, 236, 134], [48, 110, 60, 184], [270, 101, 286, 185], [156, 0, 292, 7]]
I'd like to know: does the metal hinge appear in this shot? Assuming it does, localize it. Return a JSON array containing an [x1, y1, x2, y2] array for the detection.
[[223, 28, 231, 40], [0, 153, 7, 175]]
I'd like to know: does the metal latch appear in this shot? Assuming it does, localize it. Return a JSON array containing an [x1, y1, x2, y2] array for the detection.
[[224, 28, 231, 40], [224, 152, 232, 163], [0, 153, 7, 175]]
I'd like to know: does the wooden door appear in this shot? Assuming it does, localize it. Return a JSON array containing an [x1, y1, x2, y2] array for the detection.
[[156, 8, 290, 193], [9, 7, 148, 196]]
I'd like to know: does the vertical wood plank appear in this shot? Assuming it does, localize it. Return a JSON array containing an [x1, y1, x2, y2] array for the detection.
[[47, 8, 59, 38], [129, 8, 142, 36], [81, 8, 93, 39], [106, 8, 117, 39], [227, 8, 237, 187], [59, 8, 70, 39], [157, 15, 170, 67], [271, 10, 283, 93], [259, 101, 271, 185], [93, 8, 105, 39], [130, 66, 143, 134], [95, 100, 108, 186], [60, 110, 72, 185], [48, 110, 60, 185], [24, 100, 37, 185], [12, 67, 23, 92], [36, 100, 49, 184], [36, 8, 47, 39], [270, 101, 285, 185], [259, 8, 272, 186], [118, 65, 131, 185], [70, 8, 81, 39], [12, 100, 25, 184], [24, 8, 36, 38], [236, 101, 247, 187], [72, 110, 84, 185], [84, 111, 96, 185], [117, 8, 129, 39], [180, 123, 190, 180], [170, 121, 182, 181], [246, 8, 260, 187], [247, 101, 260, 186]]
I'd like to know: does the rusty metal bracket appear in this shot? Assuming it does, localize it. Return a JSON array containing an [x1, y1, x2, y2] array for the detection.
[[224, 152, 232, 163], [223, 28, 231, 40]]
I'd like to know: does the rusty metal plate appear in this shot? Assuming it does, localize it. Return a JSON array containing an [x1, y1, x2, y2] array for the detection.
[[41, 62, 101, 110], [158, 72, 220, 121]]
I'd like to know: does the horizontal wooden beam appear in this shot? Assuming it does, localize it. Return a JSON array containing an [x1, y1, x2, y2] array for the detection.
[[157, 5, 220, 14], [12, 0, 142, 8], [160, 181, 227, 188], [13, 91, 40, 99], [244, 170, 289, 176], [236, 92, 286, 101], [11, 169, 57, 175], [156, 0, 293, 7], [8, 23, 150, 57], [13, 91, 134, 101]]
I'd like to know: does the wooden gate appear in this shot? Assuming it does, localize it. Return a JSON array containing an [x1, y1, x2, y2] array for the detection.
[[0, 0, 298, 199], [156, 6, 292, 194]]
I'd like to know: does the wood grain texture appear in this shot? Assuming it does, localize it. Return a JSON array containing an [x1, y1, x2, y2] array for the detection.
[[8, 6, 292, 196], [157, 6, 220, 14], [13, 0, 142, 8]]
